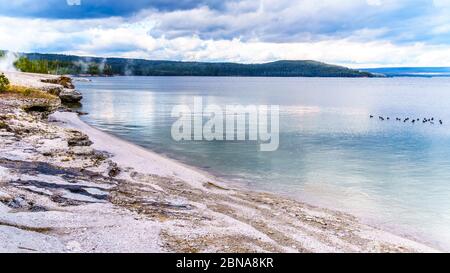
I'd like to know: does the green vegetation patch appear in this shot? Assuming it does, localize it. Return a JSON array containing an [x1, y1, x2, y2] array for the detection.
[[5, 85, 58, 100], [0, 73, 10, 92]]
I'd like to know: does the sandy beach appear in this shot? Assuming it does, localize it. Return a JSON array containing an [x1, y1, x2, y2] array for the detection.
[[0, 71, 439, 253]]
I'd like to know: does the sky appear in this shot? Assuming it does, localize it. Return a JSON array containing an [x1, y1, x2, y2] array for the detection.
[[1, 0, 450, 67]]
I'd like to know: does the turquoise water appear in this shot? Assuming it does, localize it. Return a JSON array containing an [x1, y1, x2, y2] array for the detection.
[[77, 76, 450, 250]]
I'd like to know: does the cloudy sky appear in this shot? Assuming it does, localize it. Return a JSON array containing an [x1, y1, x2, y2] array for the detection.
[[1, 0, 450, 67]]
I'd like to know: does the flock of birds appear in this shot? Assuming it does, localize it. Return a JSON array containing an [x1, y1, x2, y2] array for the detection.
[[370, 115, 443, 125]]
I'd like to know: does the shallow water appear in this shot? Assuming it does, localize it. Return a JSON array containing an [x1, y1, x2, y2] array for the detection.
[[77, 76, 450, 250]]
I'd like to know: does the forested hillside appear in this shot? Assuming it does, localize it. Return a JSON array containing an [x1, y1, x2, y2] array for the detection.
[[1, 51, 374, 77]]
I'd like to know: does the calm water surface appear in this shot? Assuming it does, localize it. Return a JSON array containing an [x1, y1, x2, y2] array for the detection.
[[76, 76, 450, 250]]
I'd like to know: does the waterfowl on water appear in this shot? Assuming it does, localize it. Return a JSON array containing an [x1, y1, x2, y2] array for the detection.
[[372, 115, 443, 126]]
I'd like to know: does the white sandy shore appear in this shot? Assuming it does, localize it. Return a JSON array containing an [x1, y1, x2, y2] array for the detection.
[[0, 71, 440, 253], [48, 112, 439, 253], [50, 111, 213, 189]]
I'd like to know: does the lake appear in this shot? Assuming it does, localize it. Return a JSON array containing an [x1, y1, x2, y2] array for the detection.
[[76, 76, 450, 250]]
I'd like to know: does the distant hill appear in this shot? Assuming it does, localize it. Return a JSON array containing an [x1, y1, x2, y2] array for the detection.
[[361, 67, 450, 77], [1, 50, 375, 77]]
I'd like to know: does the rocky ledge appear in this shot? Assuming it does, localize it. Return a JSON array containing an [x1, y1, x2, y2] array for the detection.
[[4, 72, 83, 103]]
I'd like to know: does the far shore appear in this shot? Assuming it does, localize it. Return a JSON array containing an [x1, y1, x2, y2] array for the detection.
[[0, 71, 439, 253]]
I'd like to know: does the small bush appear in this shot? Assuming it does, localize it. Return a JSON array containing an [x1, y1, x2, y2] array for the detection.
[[0, 73, 10, 92]]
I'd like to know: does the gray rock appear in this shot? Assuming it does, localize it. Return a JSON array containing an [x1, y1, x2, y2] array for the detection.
[[107, 163, 121, 177], [67, 131, 93, 147], [7, 197, 29, 209], [59, 89, 83, 103], [42, 76, 75, 89], [42, 86, 64, 96]]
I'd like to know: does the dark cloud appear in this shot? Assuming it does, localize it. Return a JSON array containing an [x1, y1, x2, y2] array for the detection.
[[144, 0, 434, 44], [0, 0, 231, 19]]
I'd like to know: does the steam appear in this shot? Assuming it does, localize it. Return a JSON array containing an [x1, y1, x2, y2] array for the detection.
[[0, 51, 19, 72], [74, 57, 91, 74], [124, 59, 134, 76], [98, 58, 107, 74]]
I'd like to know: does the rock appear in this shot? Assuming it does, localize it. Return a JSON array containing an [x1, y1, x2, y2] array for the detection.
[[59, 89, 83, 103], [6, 197, 29, 209], [107, 163, 121, 177], [0, 191, 13, 202], [42, 76, 75, 89], [76, 111, 89, 116], [68, 138, 93, 147], [22, 103, 53, 113], [42, 86, 64, 96], [67, 131, 93, 147], [0, 121, 11, 131], [59, 76, 76, 89]]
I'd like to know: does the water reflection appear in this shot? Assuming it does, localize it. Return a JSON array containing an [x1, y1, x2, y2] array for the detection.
[[77, 76, 450, 250]]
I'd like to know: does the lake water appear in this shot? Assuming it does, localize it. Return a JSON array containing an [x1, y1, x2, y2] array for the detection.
[[76, 76, 450, 250]]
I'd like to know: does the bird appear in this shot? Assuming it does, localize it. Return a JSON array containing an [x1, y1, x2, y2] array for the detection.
[[387, 117, 390, 120], [404, 118, 410, 122], [440, 120, 443, 125]]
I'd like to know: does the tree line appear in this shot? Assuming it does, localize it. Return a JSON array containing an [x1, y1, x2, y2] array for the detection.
[[2, 51, 375, 77]]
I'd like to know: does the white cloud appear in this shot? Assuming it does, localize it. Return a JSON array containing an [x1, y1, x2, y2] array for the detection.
[[1, 0, 450, 67], [367, 0, 383, 6]]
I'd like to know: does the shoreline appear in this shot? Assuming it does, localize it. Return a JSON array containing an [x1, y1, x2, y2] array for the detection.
[[0, 71, 439, 252], [59, 111, 444, 251], [50, 111, 217, 190]]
